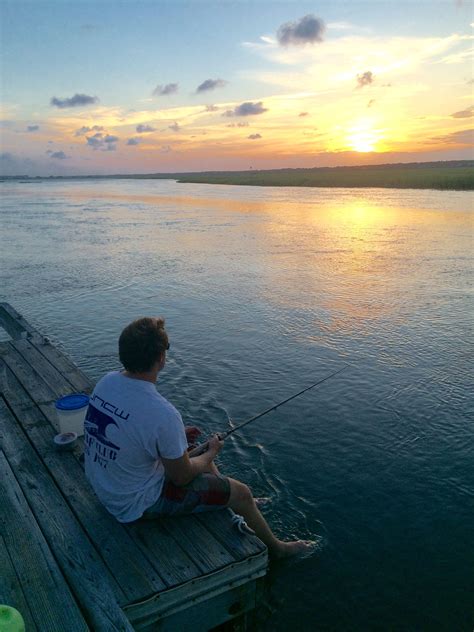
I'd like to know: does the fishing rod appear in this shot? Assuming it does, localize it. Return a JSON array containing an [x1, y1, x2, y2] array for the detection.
[[188, 364, 348, 457]]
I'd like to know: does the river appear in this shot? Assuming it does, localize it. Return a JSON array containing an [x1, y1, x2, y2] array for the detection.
[[1, 178, 472, 630]]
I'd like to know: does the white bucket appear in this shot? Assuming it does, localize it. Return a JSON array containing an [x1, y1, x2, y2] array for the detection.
[[55, 393, 89, 437]]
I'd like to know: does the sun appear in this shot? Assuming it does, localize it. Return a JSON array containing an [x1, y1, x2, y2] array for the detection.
[[349, 132, 376, 152], [347, 119, 381, 153]]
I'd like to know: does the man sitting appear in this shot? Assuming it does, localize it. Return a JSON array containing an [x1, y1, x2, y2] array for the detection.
[[84, 316, 311, 557]]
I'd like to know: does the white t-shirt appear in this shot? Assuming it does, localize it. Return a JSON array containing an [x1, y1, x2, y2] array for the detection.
[[84, 371, 188, 523]]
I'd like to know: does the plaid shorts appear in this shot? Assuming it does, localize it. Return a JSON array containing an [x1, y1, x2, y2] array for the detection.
[[142, 473, 231, 518]]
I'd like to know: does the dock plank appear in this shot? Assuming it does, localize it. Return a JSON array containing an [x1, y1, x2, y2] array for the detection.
[[197, 510, 267, 559], [1, 343, 58, 404], [0, 356, 40, 411], [29, 332, 93, 394], [0, 303, 91, 392], [0, 359, 167, 602], [126, 519, 202, 587], [123, 550, 268, 630], [160, 514, 236, 574], [0, 303, 37, 339], [0, 399, 134, 631], [0, 451, 88, 632], [139, 580, 257, 632], [11, 337, 80, 398], [0, 535, 38, 632]]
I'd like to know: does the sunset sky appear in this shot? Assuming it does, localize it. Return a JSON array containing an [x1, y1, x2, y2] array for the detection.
[[1, 1, 473, 176]]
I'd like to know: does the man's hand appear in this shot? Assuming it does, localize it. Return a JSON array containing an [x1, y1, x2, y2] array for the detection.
[[207, 434, 224, 457], [185, 425, 202, 447], [163, 433, 224, 486]]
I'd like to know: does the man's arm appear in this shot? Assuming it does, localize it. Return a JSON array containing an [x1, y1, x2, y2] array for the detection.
[[162, 435, 223, 486]]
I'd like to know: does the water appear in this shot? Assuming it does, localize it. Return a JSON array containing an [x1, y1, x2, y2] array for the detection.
[[1, 179, 472, 630]]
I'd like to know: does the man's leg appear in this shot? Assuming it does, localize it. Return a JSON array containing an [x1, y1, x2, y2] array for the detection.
[[227, 478, 312, 558], [206, 461, 221, 476]]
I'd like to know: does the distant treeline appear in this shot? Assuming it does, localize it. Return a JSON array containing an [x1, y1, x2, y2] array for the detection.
[[158, 161, 474, 190], [3, 160, 473, 190]]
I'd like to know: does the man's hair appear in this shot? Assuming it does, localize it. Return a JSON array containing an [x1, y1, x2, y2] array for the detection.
[[119, 317, 169, 373]]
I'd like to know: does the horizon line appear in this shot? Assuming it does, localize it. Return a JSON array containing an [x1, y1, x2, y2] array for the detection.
[[2, 158, 473, 180]]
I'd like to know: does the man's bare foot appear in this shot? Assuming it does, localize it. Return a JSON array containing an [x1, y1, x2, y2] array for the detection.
[[271, 539, 316, 559]]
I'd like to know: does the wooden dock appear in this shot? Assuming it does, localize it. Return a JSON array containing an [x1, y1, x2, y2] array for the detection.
[[0, 303, 268, 631]]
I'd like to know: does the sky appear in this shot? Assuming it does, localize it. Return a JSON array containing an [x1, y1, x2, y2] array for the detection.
[[0, 0, 473, 176]]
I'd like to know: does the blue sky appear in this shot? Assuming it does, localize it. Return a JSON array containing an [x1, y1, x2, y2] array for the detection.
[[1, 1, 473, 175]]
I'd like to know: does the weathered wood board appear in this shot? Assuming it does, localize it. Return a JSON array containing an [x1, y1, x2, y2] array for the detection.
[[0, 450, 88, 632]]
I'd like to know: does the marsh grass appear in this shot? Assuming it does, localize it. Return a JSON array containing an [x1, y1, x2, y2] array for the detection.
[[164, 162, 474, 190]]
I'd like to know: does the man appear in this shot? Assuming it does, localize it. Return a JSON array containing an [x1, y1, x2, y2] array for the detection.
[[84, 316, 311, 557]]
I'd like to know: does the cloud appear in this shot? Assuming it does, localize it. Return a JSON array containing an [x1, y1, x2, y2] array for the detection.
[[451, 105, 474, 118], [236, 101, 267, 116], [160, 145, 172, 153], [50, 93, 99, 108], [356, 71, 374, 88], [298, 111, 309, 117], [153, 83, 178, 96], [136, 124, 156, 133], [436, 45, 474, 65], [27, 125, 39, 132], [226, 121, 249, 127], [224, 101, 268, 117], [327, 21, 366, 32], [248, 133, 262, 139], [196, 78, 227, 93], [430, 128, 474, 145], [277, 14, 326, 46], [86, 132, 118, 151], [49, 151, 68, 159], [75, 125, 104, 136], [86, 135, 102, 149], [0, 151, 14, 161], [244, 32, 470, 94], [205, 104, 219, 112], [127, 137, 140, 145], [169, 122, 180, 132]]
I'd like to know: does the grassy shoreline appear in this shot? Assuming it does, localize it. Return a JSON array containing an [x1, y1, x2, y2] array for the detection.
[[167, 161, 474, 190], [3, 160, 473, 190]]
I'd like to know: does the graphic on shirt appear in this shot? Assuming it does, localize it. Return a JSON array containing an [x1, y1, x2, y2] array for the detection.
[[89, 392, 130, 421], [85, 403, 120, 450], [84, 402, 122, 469]]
